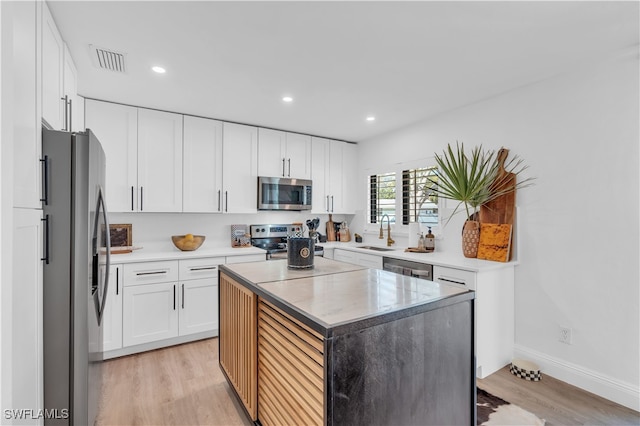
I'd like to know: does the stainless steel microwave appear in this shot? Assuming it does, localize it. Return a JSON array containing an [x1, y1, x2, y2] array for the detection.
[[258, 176, 312, 211]]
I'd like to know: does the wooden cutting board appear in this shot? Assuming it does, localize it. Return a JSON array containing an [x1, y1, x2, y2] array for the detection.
[[479, 148, 516, 260], [477, 223, 512, 262], [326, 214, 336, 242]]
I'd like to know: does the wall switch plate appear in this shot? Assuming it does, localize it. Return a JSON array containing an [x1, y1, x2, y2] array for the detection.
[[559, 326, 573, 344]]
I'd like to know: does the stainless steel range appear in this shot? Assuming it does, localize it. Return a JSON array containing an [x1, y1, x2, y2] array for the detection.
[[250, 224, 324, 259]]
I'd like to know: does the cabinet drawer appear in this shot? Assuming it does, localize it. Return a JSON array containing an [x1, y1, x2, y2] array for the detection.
[[333, 249, 356, 264], [433, 265, 476, 291], [179, 257, 224, 280], [123, 261, 179, 286]]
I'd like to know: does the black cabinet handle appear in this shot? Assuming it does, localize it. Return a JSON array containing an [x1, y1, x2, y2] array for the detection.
[[225, 191, 228, 212], [288, 158, 291, 177], [189, 266, 217, 271], [136, 270, 167, 276], [41, 214, 50, 264], [331, 195, 334, 212], [173, 285, 176, 310], [282, 158, 285, 177], [217, 190, 221, 212], [116, 267, 119, 295], [326, 195, 329, 212], [181, 284, 185, 309], [140, 186, 144, 211], [131, 186, 134, 211], [40, 156, 49, 206]]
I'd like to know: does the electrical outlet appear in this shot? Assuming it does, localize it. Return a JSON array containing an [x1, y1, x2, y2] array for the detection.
[[559, 326, 572, 344]]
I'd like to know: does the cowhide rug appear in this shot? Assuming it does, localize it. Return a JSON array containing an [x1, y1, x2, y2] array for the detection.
[[477, 388, 546, 425]]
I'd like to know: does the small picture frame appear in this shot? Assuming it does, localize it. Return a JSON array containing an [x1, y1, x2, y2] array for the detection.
[[108, 224, 132, 248]]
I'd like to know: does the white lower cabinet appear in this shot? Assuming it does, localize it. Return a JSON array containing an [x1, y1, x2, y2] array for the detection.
[[113, 256, 241, 355], [123, 281, 179, 347], [178, 257, 222, 336], [433, 264, 514, 379], [103, 264, 123, 351]]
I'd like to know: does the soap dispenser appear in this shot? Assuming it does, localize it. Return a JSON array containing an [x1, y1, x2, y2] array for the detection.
[[418, 233, 425, 250], [425, 227, 435, 252]]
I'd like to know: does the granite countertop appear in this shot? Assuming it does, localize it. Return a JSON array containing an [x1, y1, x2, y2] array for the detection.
[[220, 257, 471, 334], [221, 256, 365, 283], [107, 241, 266, 264], [320, 241, 516, 272]]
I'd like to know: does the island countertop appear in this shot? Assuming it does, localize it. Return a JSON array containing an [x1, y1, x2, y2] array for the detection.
[[219, 257, 473, 336]]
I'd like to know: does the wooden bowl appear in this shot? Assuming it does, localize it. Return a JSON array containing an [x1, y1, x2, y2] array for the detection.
[[171, 234, 205, 251]]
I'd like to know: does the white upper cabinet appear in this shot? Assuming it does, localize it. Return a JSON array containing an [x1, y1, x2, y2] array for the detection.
[[183, 116, 223, 213], [311, 137, 357, 214], [222, 122, 258, 213], [12, 0, 42, 209], [41, 2, 64, 130], [85, 100, 138, 212], [285, 132, 312, 179], [137, 109, 183, 212], [42, 3, 80, 132], [63, 44, 84, 132], [258, 128, 311, 179]]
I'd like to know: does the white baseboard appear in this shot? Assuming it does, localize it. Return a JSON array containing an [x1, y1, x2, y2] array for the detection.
[[513, 344, 640, 412]]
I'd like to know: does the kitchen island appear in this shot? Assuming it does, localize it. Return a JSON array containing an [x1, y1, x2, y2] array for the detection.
[[219, 257, 476, 426]]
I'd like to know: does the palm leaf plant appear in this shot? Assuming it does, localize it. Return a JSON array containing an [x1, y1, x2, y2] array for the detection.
[[428, 142, 533, 225]]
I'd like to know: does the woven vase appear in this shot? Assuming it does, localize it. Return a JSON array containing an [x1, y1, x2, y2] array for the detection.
[[462, 220, 480, 258]]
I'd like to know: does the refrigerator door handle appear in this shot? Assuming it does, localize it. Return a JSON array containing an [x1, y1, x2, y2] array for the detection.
[[92, 185, 110, 325]]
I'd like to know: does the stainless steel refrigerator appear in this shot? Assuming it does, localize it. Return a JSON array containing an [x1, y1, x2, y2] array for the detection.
[[42, 128, 111, 425]]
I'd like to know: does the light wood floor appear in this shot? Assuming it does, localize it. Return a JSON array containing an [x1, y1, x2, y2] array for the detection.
[[97, 338, 639, 425]]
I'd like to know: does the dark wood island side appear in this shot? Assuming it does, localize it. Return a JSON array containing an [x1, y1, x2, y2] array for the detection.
[[218, 257, 476, 426]]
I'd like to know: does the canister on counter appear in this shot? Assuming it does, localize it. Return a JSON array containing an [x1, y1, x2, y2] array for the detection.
[[287, 237, 315, 269]]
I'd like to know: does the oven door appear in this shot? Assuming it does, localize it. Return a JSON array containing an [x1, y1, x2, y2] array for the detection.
[[258, 176, 312, 210]]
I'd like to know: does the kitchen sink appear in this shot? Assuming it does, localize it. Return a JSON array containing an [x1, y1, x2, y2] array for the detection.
[[358, 246, 396, 252]]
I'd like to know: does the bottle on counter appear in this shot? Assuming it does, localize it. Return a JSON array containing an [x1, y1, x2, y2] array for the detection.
[[425, 226, 435, 252], [418, 233, 425, 250]]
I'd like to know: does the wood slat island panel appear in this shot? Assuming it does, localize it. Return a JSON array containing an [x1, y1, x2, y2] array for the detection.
[[218, 273, 257, 420], [257, 299, 324, 426]]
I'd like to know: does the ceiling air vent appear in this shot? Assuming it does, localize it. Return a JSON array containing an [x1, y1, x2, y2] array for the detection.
[[90, 45, 126, 73]]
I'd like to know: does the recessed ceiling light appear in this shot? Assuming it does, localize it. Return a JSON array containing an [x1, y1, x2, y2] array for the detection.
[[366, 116, 376, 122], [282, 96, 293, 103], [152, 66, 166, 74]]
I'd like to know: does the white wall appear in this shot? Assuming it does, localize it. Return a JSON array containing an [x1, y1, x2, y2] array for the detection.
[[108, 211, 352, 246], [356, 50, 640, 410]]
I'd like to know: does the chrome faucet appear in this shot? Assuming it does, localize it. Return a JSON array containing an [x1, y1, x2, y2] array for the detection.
[[379, 214, 395, 247]]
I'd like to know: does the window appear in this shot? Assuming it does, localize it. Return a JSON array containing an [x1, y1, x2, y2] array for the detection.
[[369, 172, 396, 224], [402, 166, 439, 226]]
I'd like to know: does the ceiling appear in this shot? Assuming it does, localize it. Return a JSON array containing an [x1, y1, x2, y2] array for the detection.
[[49, 1, 638, 142]]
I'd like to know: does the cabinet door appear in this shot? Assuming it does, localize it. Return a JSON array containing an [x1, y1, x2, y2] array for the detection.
[[103, 264, 123, 352], [257, 128, 286, 177], [12, 0, 42, 209], [183, 116, 223, 212], [179, 279, 218, 336], [41, 2, 64, 130], [63, 44, 84, 132], [137, 109, 183, 212], [310, 137, 330, 213], [285, 133, 311, 179], [333, 249, 357, 265], [12, 208, 44, 419], [85, 100, 138, 212], [122, 282, 179, 347], [222, 122, 258, 213], [336, 142, 357, 214]]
